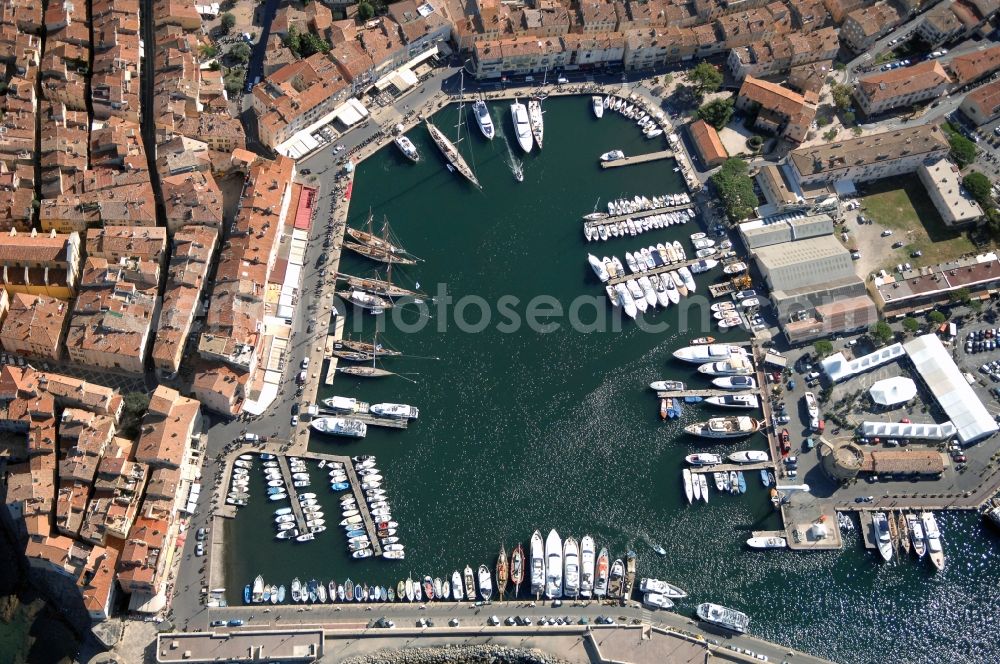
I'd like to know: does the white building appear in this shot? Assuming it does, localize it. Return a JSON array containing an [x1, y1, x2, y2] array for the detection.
[[917, 158, 983, 226]]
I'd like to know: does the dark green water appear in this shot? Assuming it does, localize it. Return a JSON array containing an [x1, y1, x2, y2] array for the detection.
[[225, 96, 1000, 664]]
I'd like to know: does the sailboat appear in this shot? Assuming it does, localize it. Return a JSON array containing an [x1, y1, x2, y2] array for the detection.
[[510, 98, 533, 153], [425, 71, 480, 188], [344, 216, 418, 265], [511, 543, 525, 597], [346, 212, 413, 257], [336, 268, 424, 300], [336, 329, 396, 378], [527, 98, 544, 149]]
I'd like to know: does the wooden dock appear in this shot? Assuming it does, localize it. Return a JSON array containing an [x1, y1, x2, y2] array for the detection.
[[600, 150, 675, 169], [607, 256, 708, 286], [751, 530, 786, 539], [655, 388, 757, 399], [343, 461, 383, 558], [689, 462, 772, 474], [276, 456, 310, 534], [708, 282, 737, 298], [859, 511, 878, 550], [582, 203, 694, 234]]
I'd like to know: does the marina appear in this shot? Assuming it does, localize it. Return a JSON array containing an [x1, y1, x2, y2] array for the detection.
[[214, 95, 1000, 664]]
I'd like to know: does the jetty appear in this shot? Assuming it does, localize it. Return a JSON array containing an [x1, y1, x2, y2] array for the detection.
[[323, 319, 345, 386], [600, 150, 675, 169], [607, 255, 711, 286], [315, 408, 409, 430], [583, 202, 693, 235], [343, 460, 383, 558], [689, 461, 772, 474], [655, 388, 757, 399], [276, 456, 310, 534]]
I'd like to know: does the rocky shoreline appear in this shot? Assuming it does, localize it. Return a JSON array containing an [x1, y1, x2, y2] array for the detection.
[[341, 644, 574, 664]]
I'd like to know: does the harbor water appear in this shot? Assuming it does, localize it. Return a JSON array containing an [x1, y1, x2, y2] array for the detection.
[[224, 95, 1000, 664]]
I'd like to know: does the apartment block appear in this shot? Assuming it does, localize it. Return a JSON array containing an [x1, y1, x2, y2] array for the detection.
[[0, 229, 81, 298], [840, 2, 904, 53], [0, 293, 69, 360], [854, 61, 952, 116], [735, 76, 818, 143], [961, 78, 1000, 124]]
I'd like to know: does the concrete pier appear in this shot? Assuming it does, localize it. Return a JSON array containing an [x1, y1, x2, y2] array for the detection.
[[689, 462, 772, 474], [582, 202, 694, 234], [323, 317, 346, 386], [606, 256, 709, 286], [343, 461, 384, 558], [655, 388, 757, 399], [315, 409, 409, 429], [600, 149, 675, 169], [277, 456, 310, 535]]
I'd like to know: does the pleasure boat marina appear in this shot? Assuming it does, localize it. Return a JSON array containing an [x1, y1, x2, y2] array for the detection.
[[202, 93, 1000, 664]]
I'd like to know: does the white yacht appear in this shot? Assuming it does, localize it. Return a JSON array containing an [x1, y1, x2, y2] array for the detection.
[[696, 356, 754, 376], [712, 375, 757, 390], [311, 417, 367, 438], [921, 512, 945, 571], [908, 514, 926, 558], [562, 537, 580, 598], [370, 403, 419, 419], [729, 450, 769, 463], [530, 530, 545, 595], [685, 453, 722, 466], [473, 99, 495, 140], [322, 396, 361, 413], [673, 344, 749, 363], [684, 417, 762, 439], [592, 95, 604, 118], [545, 529, 563, 599], [643, 592, 674, 609], [640, 577, 687, 598], [697, 603, 750, 633], [393, 131, 420, 163], [589, 254, 610, 282], [747, 537, 787, 549], [614, 283, 638, 319], [872, 511, 893, 562], [580, 535, 595, 598], [510, 99, 533, 153], [705, 394, 759, 409], [600, 150, 625, 162]]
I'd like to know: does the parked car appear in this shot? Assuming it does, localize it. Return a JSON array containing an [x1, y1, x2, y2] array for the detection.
[[290, 415, 299, 426], [301, 357, 310, 369], [881, 230, 894, 237], [210, 620, 226, 627], [892, 241, 904, 249], [195, 542, 205, 556]]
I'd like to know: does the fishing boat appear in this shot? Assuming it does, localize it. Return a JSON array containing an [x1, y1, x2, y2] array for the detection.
[[510, 99, 533, 153], [686, 453, 722, 466], [545, 529, 563, 599], [370, 403, 419, 419], [747, 536, 787, 549], [530, 530, 545, 596], [527, 98, 544, 149], [691, 336, 715, 345], [464, 565, 476, 601], [673, 344, 748, 363], [510, 542, 524, 597], [697, 603, 750, 633], [650, 380, 685, 391], [311, 417, 367, 438], [921, 512, 945, 571], [473, 99, 495, 140], [608, 558, 625, 599], [685, 417, 763, 439], [872, 512, 893, 562], [452, 570, 463, 600], [592, 95, 604, 118], [563, 537, 580, 598], [251, 575, 264, 603], [579, 536, 595, 598], [497, 543, 509, 599], [729, 450, 768, 463], [594, 547, 610, 597], [705, 394, 759, 409], [425, 119, 480, 188], [683, 468, 694, 504], [393, 128, 420, 163]]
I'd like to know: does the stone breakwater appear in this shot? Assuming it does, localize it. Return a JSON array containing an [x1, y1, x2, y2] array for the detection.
[[341, 644, 574, 664]]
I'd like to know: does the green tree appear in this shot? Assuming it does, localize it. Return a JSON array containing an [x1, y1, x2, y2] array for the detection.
[[689, 62, 723, 95], [229, 42, 251, 63], [709, 158, 758, 223], [220, 12, 236, 34], [831, 84, 853, 110], [695, 97, 734, 130], [823, 128, 838, 141], [928, 310, 947, 325], [358, 0, 375, 20], [299, 32, 331, 57], [902, 317, 920, 334], [843, 111, 856, 125], [870, 320, 894, 345], [944, 126, 977, 167], [120, 392, 150, 439], [950, 287, 972, 305], [813, 340, 834, 357], [199, 44, 218, 60], [963, 171, 993, 208], [285, 26, 302, 56]]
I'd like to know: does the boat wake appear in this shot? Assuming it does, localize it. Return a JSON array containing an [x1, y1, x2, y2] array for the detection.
[[496, 121, 524, 183]]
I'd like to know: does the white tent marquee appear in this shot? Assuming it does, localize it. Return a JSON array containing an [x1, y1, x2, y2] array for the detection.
[[869, 376, 917, 406]]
